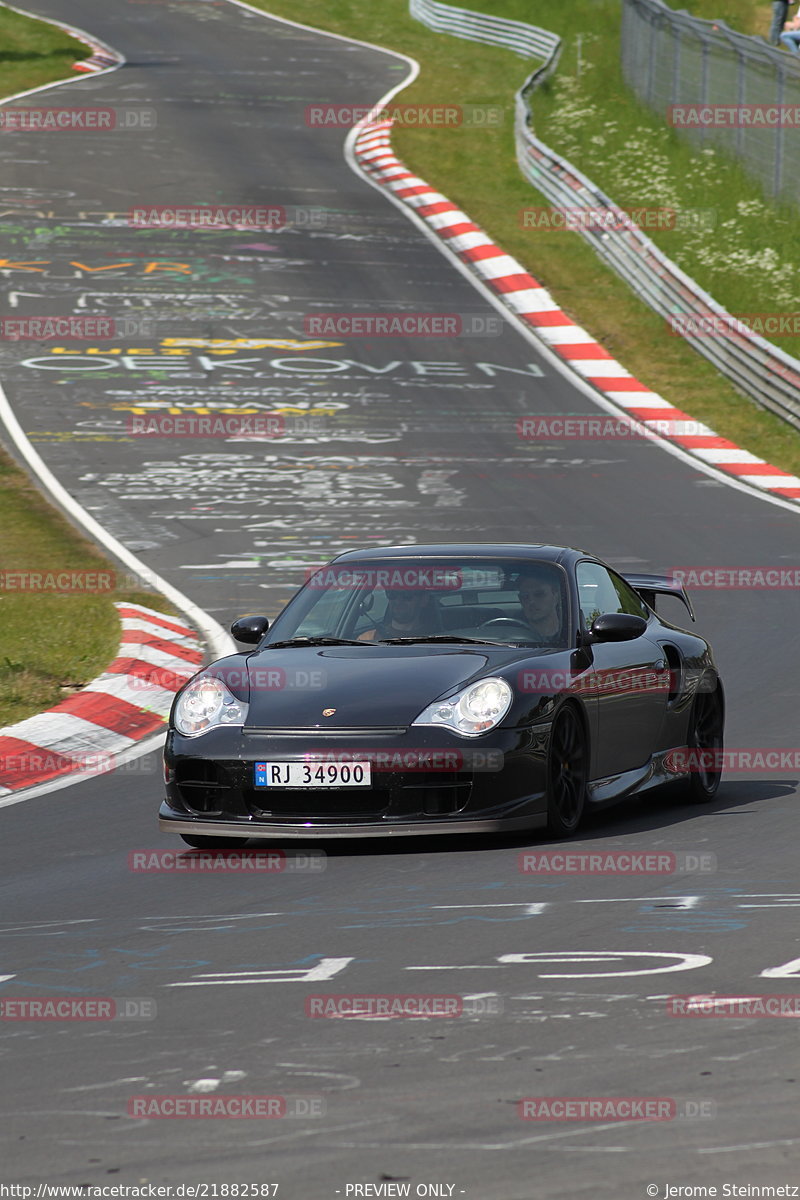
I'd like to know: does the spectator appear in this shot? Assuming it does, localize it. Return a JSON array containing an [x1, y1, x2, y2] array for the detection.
[[780, 8, 800, 49], [770, 0, 789, 44]]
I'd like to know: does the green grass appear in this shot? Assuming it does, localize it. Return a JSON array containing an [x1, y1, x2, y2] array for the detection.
[[0, 446, 178, 726], [0, 8, 178, 728], [246, 0, 800, 477], [527, 5, 798, 324], [0, 4, 86, 95]]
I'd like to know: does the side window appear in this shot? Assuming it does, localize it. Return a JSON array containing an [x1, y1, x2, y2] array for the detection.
[[576, 561, 625, 629], [608, 570, 650, 619]]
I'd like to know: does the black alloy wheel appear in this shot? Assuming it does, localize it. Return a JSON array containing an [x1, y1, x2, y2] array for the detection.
[[546, 704, 588, 836]]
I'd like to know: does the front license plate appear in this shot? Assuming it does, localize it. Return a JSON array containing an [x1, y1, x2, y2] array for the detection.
[[254, 761, 372, 788]]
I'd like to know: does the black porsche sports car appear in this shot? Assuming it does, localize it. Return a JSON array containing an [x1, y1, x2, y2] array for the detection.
[[158, 544, 724, 844]]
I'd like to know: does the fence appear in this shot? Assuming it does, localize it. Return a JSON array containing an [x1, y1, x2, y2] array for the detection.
[[621, 0, 800, 206], [408, 0, 800, 431]]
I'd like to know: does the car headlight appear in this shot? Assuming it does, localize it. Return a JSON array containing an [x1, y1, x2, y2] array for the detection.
[[413, 677, 513, 738], [174, 676, 249, 737]]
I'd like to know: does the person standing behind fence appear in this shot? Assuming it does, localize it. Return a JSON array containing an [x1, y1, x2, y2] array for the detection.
[[770, 0, 790, 44], [780, 8, 800, 49]]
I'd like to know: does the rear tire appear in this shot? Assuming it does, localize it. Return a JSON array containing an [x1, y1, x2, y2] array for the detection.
[[685, 686, 724, 803], [546, 705, 588, 837], [180, 834, 250, 848]]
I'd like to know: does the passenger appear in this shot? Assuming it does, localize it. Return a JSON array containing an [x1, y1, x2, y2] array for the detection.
[[359, 588, 439, 640]]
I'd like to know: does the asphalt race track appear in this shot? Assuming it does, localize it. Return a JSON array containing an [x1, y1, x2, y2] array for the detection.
[[2, 1, 800, 1195]]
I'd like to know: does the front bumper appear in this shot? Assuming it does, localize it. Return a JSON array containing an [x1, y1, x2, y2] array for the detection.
[[160, 723, 549, 839]]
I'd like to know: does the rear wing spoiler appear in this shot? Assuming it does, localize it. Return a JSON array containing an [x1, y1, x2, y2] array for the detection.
[[623, 573, 696, 621]]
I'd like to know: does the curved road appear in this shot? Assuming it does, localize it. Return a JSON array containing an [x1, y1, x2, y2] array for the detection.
[[1, 1, 800, 1195]]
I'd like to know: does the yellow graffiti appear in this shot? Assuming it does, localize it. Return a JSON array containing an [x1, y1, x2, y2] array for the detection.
[[0, 259, 48, 271], [160, 338, 343, 351], [0, 260, 193, 274]]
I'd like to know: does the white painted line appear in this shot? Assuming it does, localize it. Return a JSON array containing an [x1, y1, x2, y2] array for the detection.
[[761, 955, 800, 978], [168, 957, 354, 987], [575, 896, 701, 908]]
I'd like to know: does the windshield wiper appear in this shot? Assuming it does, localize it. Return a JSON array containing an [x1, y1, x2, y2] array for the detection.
[[380, 635, 512, 647], [266, 636, 374, 648]]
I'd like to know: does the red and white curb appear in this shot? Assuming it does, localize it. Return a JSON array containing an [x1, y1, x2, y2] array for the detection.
[[72, 50, 119, 74], [0, 603, 201, 795], [354, 118, 800, 502], [67, 26, 121, 73]]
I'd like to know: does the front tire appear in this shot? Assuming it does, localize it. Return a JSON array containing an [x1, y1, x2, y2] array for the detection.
[[180, 834, 251, 848], [546, 704, 588, 837]]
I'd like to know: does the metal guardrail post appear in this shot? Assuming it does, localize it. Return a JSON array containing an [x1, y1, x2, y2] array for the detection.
[[647, 2, 658, 105], [671, 20, 681, 106], [735, 47, 745, 157], [774, 63, 785, 199], [699, 35, 709, 147]]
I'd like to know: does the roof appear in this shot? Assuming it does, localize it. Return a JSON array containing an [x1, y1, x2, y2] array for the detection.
[[330, 543, 582, 563]]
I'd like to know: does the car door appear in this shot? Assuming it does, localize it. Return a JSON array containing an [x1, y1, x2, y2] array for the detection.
[[576, 561, 670, 778]]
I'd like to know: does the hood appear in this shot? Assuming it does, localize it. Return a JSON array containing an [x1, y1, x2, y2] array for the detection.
[[243, 644, 500, 728]]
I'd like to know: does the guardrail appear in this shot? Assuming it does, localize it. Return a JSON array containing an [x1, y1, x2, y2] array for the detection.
[[409, 0, 560, 71], [409, 0, 800, 431]]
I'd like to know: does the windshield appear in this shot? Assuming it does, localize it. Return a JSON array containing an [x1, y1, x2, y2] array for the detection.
[[265, 558, 570, 648]]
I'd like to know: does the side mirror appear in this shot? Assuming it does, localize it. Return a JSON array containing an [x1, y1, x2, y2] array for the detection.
[[230, 615, 270, 644], [590, 613, 647, 642]]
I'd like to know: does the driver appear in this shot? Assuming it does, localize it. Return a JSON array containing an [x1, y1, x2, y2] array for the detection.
[[358, 588, 437, 641], [516, 567, 563, 644]]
